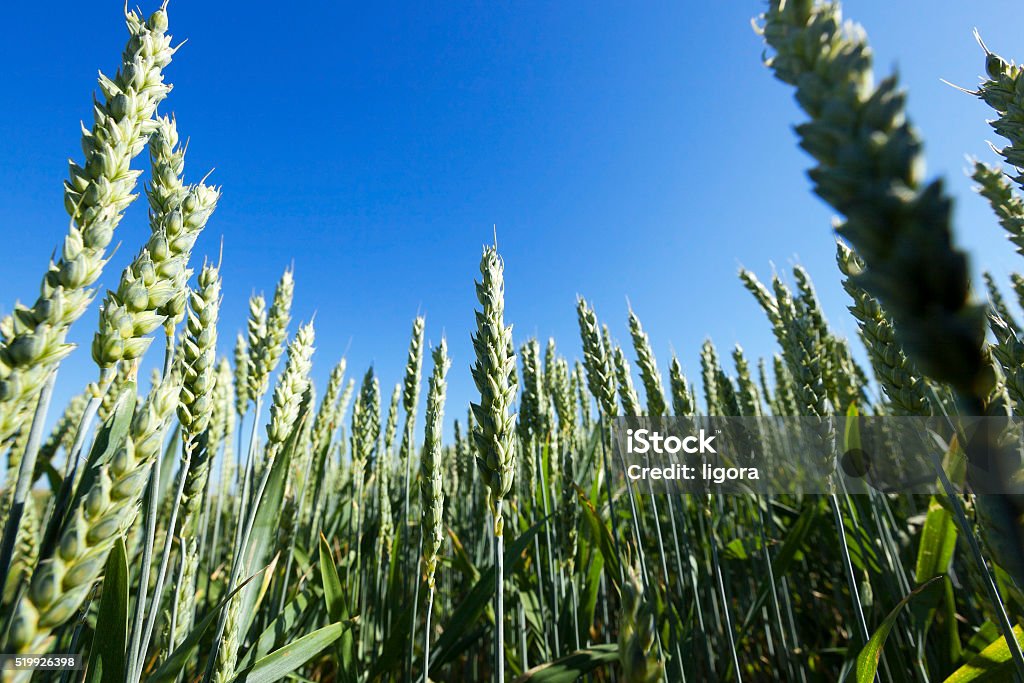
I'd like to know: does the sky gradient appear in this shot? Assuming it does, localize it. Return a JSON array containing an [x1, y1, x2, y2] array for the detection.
[[2, 1, 1024, 431]]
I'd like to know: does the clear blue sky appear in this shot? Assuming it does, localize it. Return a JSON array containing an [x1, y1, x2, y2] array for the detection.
[[2, 1, 1024, 430]]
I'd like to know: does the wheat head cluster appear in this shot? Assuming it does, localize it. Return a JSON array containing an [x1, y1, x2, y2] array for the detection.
[[3, 0, 1024, 681]]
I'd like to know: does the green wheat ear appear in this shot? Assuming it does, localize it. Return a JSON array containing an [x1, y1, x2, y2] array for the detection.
[[576, 297, 615, 418], [613, 345, 642, 418], [470, 245, 517, 536], [267, 322, 316, 463], [542, 337, 557, 400], [990, 315, 1024, 415], [178, 264, 222, 441], [628, 310, 667, 418], [618, 556, 664, 683], [517, 338, 545, 488], [377, 382, 400, 561], [715, 367, 741, 418], [984, 272, 1020, 332], [8, 374, 180, 654], [550, 357, 577, 446], [836, 241, 929, 416], [402, 316, 426, 419], [211, 357, 235, 464], [243, 293, 267, 402], [420, 338, 450, 588], [233, 333, 250, 416], [250, 269, 295, 399], [517, 338, 545, 446], [149, 119, 221, 337], [699, 339, 721, 415], [668, 356, 695, 418], [311, 358, 348, 460], [0, 5, 176, 442], [398, 316, 425, 525], [351, 367, 381, 486], [574, 359, 593, 431], [176, 264, 222, 543], [973, 162, 1024, 259], [975, 38, 1024, 191], [772, 354, 799, 417], [550, 356, 579, 573], [383, 382, 400, 458], [761, 0, 989, 407], [732, 346, 763, 418]]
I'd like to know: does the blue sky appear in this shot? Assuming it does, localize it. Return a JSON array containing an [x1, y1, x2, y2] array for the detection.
[[2, 1, 1024, 432]]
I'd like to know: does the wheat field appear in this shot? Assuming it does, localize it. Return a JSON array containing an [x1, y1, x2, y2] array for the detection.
[[2, 0, 1024, 681]]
